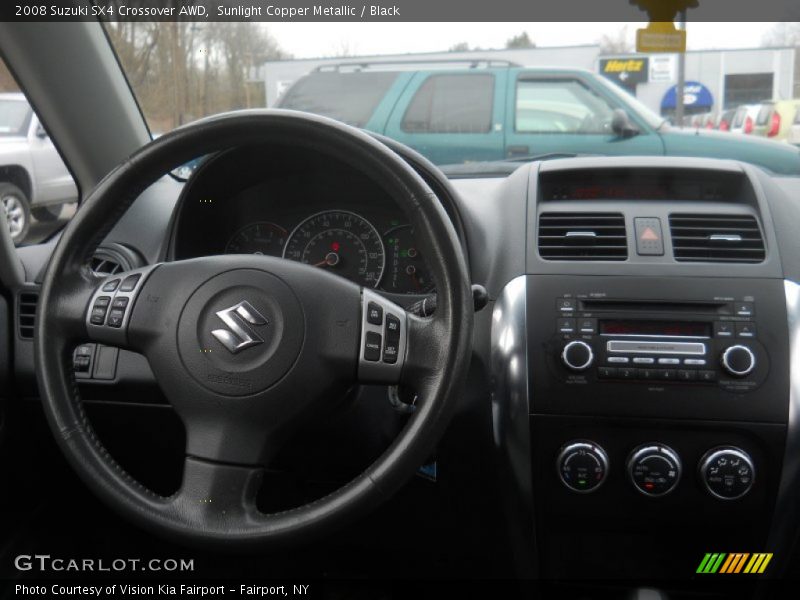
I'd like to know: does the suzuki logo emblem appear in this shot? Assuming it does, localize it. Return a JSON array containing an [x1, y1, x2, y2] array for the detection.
[[211, 301, 267, 354]]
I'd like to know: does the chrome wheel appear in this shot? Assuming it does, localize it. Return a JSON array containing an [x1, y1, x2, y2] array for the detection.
[[2, 192, 26, 241]]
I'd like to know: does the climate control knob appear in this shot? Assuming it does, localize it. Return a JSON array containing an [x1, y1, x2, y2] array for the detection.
[[699, 447, 755, 500], [556, 441, 609, 493], [721, 345, 756, 377], [561, 340, 594, 371], [627, 444, 682, 497]]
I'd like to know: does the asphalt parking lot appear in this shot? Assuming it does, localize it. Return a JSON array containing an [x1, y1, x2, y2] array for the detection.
[[19, 202, 77, 246]]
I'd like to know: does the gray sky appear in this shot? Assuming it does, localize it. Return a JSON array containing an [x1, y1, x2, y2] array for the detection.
[[266, 22, 782, 59]]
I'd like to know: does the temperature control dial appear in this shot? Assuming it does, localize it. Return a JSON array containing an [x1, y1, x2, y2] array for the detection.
[[561, 340, 594, 371], [699, 447, 755, 500], [556, 441, 609, 493], [721, 345, 756, 377], [627, 444, 682, 497]]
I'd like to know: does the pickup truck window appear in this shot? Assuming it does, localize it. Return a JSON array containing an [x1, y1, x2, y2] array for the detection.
[[515, 79, 614, 134], [278, 71, 398, 128], [401, 73, 493, 134], [0, 99, 31, 136]]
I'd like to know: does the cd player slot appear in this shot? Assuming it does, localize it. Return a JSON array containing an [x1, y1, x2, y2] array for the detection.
[[579, 299, 728, 314], [606, 341, 707, 355]]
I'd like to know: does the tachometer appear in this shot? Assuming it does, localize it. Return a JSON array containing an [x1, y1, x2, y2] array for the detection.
[[225, 222, 288, 256], [283, 210, 385, 288], [382, 225, 434, 294]]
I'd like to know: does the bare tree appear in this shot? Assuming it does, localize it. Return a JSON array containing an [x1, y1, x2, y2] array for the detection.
[[599, 26, 633, 55], [762, 23, 800, 97], [506, 32, 535, 49]]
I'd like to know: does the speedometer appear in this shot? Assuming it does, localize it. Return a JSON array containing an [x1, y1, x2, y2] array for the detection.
[[283, 210, 385, 288]]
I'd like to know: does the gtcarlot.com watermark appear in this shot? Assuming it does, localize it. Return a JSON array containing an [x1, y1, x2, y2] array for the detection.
[[14, 554, 195, 573]]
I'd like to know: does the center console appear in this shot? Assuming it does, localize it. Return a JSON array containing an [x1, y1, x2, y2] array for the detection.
[[492, 160, 794, 582]]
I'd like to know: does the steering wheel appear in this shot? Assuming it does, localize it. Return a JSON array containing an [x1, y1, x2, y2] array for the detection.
[[35, 110, 473, 547]]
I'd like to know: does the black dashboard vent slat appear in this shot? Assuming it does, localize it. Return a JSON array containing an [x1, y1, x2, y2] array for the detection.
[[538, 212, 628, 261], [89, 256, 124, 277], [18, 291, 39, 339], [669, 214, 765, 263]]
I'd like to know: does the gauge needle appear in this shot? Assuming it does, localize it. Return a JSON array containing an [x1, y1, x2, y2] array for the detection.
[[314, 252, 340, 268]]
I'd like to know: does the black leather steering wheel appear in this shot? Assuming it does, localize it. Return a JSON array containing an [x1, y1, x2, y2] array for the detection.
[[35, 110, 473, 547]]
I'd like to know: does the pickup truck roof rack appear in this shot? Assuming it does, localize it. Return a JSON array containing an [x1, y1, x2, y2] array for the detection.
[[314, 58, 520, 72]]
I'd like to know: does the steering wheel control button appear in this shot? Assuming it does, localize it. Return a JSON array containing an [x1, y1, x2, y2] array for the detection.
[[367, 302, 383, 325], [699, 447, 755, 500], [102, 279, 120, 292], [561, 340, 593, 371], [111, 296, 129, 309], [556, 441, 609, 493], [627, 444, 682, 497], [364, 332, 382, 362], [634, 217, 665, 256], [120, 274, 142, 292], [359, 289, 407, 382], [721, 345, 756, 377], [107, 309, 125, 328]]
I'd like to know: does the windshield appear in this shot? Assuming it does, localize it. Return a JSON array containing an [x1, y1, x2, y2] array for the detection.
[[0, 98, 30, 136], [104, 22, 800, 176]]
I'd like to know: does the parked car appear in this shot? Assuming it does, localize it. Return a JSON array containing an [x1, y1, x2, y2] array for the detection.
[[716, 108, 736, 131], [277, 65, 800, 174], [752, 99, 800, 141], [789, 103, 800, 146], [0, 92, 78, 244], [729, 103, 761, 135]]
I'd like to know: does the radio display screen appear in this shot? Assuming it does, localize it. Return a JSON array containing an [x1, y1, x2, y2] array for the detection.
[[600, 320, 711, 338]]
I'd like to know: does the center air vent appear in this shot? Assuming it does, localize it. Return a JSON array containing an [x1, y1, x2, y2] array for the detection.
[[88, 244, 143, 277], [669, 214, 765, 263], [538, 212, 628, 261]]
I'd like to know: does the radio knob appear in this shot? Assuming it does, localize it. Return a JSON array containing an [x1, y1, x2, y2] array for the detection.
[[721, 345, 756, 377], [561, 340, 594, 371]]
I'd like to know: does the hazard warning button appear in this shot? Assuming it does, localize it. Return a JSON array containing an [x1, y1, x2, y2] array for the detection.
[[634, 217, 664, 256]]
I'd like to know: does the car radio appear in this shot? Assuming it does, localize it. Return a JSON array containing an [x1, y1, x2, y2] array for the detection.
[[551, 296, 768, 392]]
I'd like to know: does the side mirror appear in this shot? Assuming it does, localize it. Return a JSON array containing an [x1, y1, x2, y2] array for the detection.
[[35, 124, 48, 139], [611, 109, 639, 138]]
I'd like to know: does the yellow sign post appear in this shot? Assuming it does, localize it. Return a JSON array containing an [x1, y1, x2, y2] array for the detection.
[[630, 0, 697, 53]]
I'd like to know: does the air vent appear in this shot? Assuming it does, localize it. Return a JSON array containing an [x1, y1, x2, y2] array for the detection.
[[89, 255, 124, 277], [18, 291, 39, 339], [669, 214, 765, 263], [538, 212, 628, 261]]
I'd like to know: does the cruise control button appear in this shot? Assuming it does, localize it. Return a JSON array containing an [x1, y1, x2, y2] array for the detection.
[[383, 341, 399, 364], [94, 296, 111, 307], [102, 279, 120, 292], [385, 314, 401, 340], [367, 302, 383, 325], [106, 308, 125, 328], [364, 332, 381, 362], [119, 274, 141, 292]]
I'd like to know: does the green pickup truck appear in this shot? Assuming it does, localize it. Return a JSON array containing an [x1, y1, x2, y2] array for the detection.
[[277, 63, 800, 174]]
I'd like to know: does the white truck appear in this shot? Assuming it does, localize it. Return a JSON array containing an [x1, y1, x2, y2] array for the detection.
[[0, 92, 78, 244]]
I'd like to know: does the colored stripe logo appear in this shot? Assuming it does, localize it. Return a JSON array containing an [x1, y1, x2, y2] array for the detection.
[[697, 553, 772, 574]]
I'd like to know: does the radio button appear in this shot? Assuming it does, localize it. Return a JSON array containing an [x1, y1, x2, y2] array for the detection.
[[578, 318, 597, 334], [557, 318, 576, 334], [561, 341, 594, 371], [698, 370, 717, 382], [714, 322, 734, 338], [618, 367, 636, 379], [677, 370, 697, 381], [657, 357, 680, 365], [722, 345, 756, 377], [684, 358, 707, 366], [608, 356, 629, 364], [736, 322, 756, 338], [633, 357, 655, 365], [657, 369, 677, 381], [638, 369, 657, 380], [735, 302, 754, 317], [557, 299, 576, 313], [598, 367, 617, 379]]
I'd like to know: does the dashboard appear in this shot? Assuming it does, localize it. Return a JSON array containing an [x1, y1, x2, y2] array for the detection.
[[170, 144, 435, 295]]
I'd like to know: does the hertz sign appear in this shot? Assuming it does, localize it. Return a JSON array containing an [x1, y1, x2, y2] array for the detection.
[[599, 57, 650, 91]]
